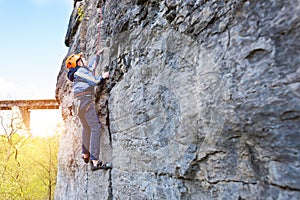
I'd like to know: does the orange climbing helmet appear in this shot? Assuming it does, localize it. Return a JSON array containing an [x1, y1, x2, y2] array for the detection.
[[66, 53, 82, 69]]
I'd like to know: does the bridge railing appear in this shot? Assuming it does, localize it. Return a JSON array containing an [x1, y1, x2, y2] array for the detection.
[[0, 99, 60, 130], [0, 99, 60, 110]]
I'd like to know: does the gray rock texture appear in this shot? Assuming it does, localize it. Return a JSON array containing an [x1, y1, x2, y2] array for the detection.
[[55, 0, 300, 199]]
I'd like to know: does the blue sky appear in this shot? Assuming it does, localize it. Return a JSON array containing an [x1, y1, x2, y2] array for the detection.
[[0, 0, 73, 100]]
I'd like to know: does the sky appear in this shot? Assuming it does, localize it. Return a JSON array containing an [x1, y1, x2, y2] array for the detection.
[[0, 0, 73, 100], [0, 0, 73, 136]]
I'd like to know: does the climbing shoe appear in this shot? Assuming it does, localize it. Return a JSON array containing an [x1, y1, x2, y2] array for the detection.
[[81, 153, 90, 164], [90, 160, 112, 171], [90, 160, 103, 171], [99, 162, 112, 170]]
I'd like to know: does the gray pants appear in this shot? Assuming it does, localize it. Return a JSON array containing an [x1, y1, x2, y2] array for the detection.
[[76, 95, 101, 161]]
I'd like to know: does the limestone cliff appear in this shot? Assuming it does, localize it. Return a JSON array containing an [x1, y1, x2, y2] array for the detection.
[[55, 0, 300, 199]]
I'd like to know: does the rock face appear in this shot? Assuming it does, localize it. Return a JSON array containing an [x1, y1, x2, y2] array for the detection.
[[55, 0, 300, 199]]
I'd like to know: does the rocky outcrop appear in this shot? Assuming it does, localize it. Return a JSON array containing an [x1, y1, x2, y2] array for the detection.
[[55, 0, 300, 199]]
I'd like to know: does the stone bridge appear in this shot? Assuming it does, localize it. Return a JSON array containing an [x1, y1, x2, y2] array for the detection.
[[0, 99, 60, 129]]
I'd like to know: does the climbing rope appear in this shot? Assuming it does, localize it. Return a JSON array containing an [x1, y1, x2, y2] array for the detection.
[[84, 163, 89, 200]]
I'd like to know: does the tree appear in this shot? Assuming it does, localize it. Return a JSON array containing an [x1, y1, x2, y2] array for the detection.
[[0, 111, 61, 200], [0, 110, 31, 199], [30, 134, 59, 200]]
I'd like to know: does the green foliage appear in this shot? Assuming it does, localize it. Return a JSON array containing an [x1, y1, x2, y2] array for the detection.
[[77, 5, 84, 22], [0, 133, 60, 200]]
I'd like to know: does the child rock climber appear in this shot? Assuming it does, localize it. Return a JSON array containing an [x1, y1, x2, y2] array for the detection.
[[66, 51, 112, 171]]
